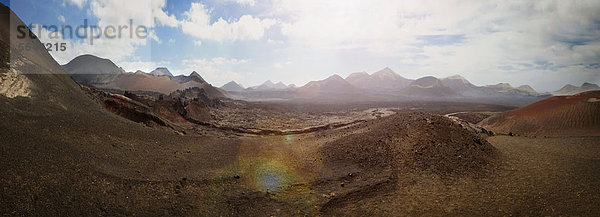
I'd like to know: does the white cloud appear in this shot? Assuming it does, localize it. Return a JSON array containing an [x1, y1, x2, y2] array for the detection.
[[231, 0, 256, 6], [269, 0, 600, 91], [117, 60, 171, 73], [181, 57, 248, 85], [64, 0, 87, 9], [149, 31, 161, 44], [58, 15, 66, 23], [41, 0, 177, 64], [194, 40, 202, 46], [273, 60, 292, 69], [180, 2, 275, 42], [40, 0, 600, 91], [267, 38, 283, 45], [152, 0, 179, 27]]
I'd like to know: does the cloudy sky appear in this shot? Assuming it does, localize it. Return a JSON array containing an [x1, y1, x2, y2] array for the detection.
[[4, 0, 600, 91]]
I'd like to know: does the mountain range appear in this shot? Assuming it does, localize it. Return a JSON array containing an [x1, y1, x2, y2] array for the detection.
[[223, 67, 559, 103], [61, 54, 597, 104], [553, 83, 600, 96], [62, 55, 225, 98], [220, 81, 245, 92], [297, 74, 361, 98], [345, 67, 413, 91], [247, 80, 295, 91]]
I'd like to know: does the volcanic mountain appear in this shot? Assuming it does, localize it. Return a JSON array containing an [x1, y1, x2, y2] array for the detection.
[[399, 76, 456, 98], [441, 75, 477, 91], [62, 55, 225, 98], [249, 80, 291, 91], [553, 83, 600, 96], [297, 74, 361, 98], [515, 85, 538, 95], [220, 81, 245, 92], [480, 90, 600, 136], [111, 72, 225, 98], [62, 54, 125, 86], [484, 83, 514, 92], [171, 71, 206, 84], [345, 67, 413, 91], [149, 67, 173, 77]]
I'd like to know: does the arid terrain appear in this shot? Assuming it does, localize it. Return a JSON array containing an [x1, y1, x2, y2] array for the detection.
[[480, 91, 600, 137], [1, 3, 600, 216]]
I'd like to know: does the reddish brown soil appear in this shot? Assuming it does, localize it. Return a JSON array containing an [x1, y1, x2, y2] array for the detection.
[[480, 91, 600, 136]]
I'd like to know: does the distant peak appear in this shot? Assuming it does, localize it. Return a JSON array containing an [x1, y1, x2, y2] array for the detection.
[[263, 80, 274, 85], [486, 83, 514, 90], [67, 54, 111, 65], [582, 82, 599, 88], [517, 85, 536, 93], [76, 54, 100, 59], [190, 71, 200, 77], [374, 67, 395, 75], [150, 67, 173, 77], [345, 71, 369, 80], [222, 80, 244, 89], [446, 74, 466, 80], [327, 74, 345, 80], [418, 76, 439, 80]]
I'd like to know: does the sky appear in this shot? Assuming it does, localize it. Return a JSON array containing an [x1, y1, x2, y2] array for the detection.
[[4, 0, 600, 91]]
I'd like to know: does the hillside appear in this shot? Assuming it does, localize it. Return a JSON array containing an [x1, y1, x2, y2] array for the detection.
[[171, 71, 206, 84], [221, 81, 245, 92], [62, 55, 224, 97], [62, 54, 125, 85], [553, 83, 600, 95], [150, 67, 173, 77], [297, 74, 361, 99], [248, 80, 291, 91], [346, 67, 413, 91], [399, 76, 456, 98], [480, 90, 600, 136]]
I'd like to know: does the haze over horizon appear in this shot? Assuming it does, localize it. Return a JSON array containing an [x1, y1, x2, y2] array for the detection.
[[4, 0, 600, 91]]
